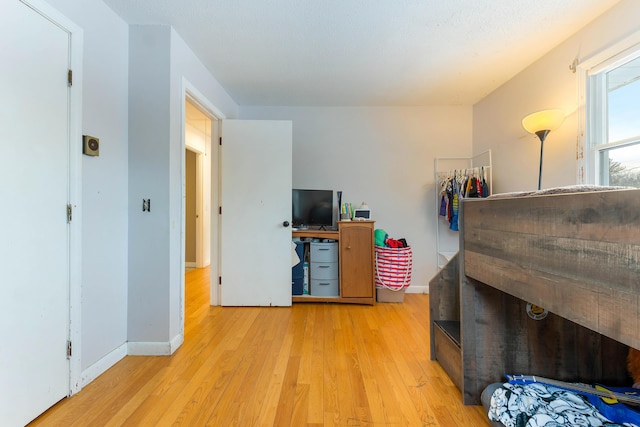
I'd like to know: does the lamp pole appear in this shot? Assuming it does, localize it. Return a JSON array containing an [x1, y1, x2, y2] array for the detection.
[[535, 130, 550, 191]]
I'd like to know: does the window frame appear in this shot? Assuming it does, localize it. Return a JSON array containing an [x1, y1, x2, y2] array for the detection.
[[577, 33, 640, 185]]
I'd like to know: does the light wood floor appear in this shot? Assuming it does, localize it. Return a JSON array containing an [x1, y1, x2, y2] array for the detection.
[[30, 268, 490, 426]]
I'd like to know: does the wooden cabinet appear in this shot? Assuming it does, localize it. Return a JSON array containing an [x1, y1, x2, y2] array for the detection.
[[292, 220, 375, 305], [339, 221, 374, 300]]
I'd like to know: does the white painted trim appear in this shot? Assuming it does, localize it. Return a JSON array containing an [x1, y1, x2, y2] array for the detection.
[[211, 119, 222, 307], [185, 261, 197, 268], [184, 127, 208, 268], [20, 0, 84, 397], [127, 335, 184, 356], [80, 343, 127, 388], [67, 18, 84, 399], [185, 123, 206, 153], [195, 151, 204, 268], [182, 78, 224, 311], [576, 61, 587, 184], [579, 31, 640, 73], [179, 95, 187, 356], [127, 341, 172, 356], [183, 81, 227, 121], [405, 286, 428, 294], [170, 333, 184, 354]]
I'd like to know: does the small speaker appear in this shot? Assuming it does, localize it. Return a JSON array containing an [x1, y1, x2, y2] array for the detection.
[[83, 135, 99, 156]]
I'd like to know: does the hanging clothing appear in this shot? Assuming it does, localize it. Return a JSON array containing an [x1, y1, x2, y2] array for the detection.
[[437, 167, 489, 231], [450, 180, 459, 231]]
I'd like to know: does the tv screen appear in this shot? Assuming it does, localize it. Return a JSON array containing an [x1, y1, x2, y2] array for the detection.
[[292, 189, 333, 228]]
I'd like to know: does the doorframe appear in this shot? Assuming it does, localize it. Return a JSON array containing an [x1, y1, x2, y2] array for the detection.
[[185, 130, 208, 269], [195, 149, 206, 268], [180, 79, 225, 333], [184, 147, 201, 269], [21, 0, 84, 395]]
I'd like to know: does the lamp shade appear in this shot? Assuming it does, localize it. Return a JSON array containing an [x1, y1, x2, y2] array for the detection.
[[522, 109, 565, 134]]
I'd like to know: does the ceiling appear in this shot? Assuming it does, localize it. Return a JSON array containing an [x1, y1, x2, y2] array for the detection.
[[102, 0, 621, 107]]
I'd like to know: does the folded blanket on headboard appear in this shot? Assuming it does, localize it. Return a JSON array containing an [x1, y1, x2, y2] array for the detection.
[[487, 185, 634, 199]]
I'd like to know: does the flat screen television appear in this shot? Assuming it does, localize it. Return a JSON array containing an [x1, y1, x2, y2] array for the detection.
[[292, 189, 333, 229]]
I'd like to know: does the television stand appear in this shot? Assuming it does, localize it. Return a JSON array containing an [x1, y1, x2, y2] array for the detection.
[[292, 220, 375, 305]]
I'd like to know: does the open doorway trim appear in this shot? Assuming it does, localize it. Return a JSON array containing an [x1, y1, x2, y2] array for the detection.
[[180, 78, 225, 337]]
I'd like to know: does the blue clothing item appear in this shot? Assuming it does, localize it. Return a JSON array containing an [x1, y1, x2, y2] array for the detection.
[[439, 195, 447, 216], [585, 385, 640, 425], [449, 178, 459, 231]]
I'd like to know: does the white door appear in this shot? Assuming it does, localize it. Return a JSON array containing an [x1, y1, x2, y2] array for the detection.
[[0, 2, 71, 425], [220, 120, 292, 306]]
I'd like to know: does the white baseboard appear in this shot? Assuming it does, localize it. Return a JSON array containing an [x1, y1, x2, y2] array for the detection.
[[128, 333, 184, 356], [405, 285, 428, 294], [185, 261, 196, 268], [127, 341, 172, 356], [80, 334, 184, 388], [170, 333, 184, 354], [80, 342, 127, 388]]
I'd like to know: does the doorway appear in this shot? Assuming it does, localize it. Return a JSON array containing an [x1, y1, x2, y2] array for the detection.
[[183, 94, 221, 310], [185, 98, 212, 270], [185, 148, 198, 269]]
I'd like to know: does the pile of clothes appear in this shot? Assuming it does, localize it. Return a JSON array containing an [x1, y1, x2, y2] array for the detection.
[[488, 378, 640, 427], [374, 229, 408, 248]]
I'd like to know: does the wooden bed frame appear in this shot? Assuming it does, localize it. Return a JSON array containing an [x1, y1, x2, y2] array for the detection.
[[429, 188, 640, 405]]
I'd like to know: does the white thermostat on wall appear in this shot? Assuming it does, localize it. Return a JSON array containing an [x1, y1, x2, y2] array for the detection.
[[353, 202, 371, 220]]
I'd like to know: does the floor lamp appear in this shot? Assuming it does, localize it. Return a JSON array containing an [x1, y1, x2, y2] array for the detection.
[[521, 109, 565, 190]]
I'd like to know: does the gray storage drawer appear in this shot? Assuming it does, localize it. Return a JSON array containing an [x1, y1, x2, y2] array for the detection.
[[310, 278, 339, 296], [310, 242, 338, 263], [309, 261, 338, 280]]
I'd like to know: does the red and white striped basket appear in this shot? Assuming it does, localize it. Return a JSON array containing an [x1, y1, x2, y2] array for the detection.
[[374, 245, 412, 291]]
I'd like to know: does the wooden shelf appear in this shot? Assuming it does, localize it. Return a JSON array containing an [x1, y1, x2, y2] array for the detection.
[[433, 320, 462, 390], [292, 229, 338, 240], [292, 221, 375, 305], [433, 320, 460, 346]]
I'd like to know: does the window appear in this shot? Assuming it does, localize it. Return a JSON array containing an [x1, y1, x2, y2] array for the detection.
[[584, 44, 640, 186]]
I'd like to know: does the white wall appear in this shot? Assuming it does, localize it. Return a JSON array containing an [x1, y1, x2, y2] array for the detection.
[[169, 28, 238, 340], [127, 25, 172, 348], [44, 0, 130, 372], [127, 25, 238, 353], [240, 106, 473, 289], [474, 0, 640, 193]]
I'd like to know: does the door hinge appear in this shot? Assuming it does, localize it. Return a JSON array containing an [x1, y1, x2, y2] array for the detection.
[[218, 276, 222, 285], [67, 204, 73, 223], [67, 69, 73, 86], [219, 137, 222, 146], [219, 206, 222, 215], [67, 340, 72, 358]]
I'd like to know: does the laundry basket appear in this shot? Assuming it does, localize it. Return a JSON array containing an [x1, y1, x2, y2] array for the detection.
[[374, 245, 412, 302]]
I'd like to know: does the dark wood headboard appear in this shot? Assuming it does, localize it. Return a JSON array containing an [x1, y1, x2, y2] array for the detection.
[[461, 188, 640, 349], [432, 188, 640, 404]]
